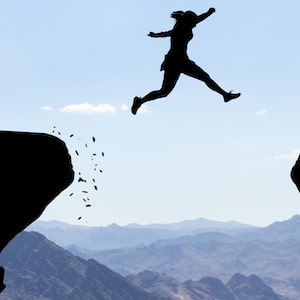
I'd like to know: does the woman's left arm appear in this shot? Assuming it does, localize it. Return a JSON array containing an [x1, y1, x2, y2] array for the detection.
[[196, 7, 215, 23]]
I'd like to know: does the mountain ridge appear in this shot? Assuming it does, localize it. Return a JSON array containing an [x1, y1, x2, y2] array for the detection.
[[0, 231, 288, 300]]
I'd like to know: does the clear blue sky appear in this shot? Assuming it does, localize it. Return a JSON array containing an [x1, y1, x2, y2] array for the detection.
[[1, 1, 300, 227]]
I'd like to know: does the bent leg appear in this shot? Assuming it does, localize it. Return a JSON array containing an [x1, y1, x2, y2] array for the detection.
[[141, 70, 180, 103], [131, 70, 180, 114]]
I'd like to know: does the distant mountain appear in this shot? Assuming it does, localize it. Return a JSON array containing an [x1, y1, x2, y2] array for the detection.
[[26, 221, 179, 251], [127, 217, 255, 231], [127, 270, 287, 300], [72, 216, 300, 299], [26, 217, 257, 251], [0, 231, 157, 300], [242, 215, 300, 241], [0, 231, 287, 300]]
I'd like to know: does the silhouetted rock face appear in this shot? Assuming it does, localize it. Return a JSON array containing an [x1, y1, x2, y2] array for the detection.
[[291, 155, 300, 192], [0, 131, 74, 293], [0, 131, 74, 253], [226, 273, 281, 300]]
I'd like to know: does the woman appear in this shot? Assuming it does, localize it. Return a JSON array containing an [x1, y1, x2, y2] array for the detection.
[[131, 8, 241, 115]]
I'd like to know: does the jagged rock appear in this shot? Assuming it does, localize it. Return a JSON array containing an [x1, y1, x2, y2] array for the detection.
[[226, 273, 281, 300], [0, 267, 5, 293], [291, 154, 300, 192], [0, 131, 74, 293]]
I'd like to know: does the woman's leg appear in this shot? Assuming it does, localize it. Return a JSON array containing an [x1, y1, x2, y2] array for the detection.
[[131, 70, 180, 114], [183, 61, 240, 102]]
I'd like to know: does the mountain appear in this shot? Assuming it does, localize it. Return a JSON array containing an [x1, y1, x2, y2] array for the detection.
[[0, 231, 287, 299], [0, 231, 157, 300], [27, 221, 179, 251], [70, 216, 300, 299], [26, 217, 257, 251], [226, 273, 283, 300], [127, 217, 254, 231], [127, 270, 287, 300], [242, 215, 300, 241]]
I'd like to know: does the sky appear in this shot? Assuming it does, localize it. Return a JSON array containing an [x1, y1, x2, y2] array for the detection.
[[1, 0, 300, 227]]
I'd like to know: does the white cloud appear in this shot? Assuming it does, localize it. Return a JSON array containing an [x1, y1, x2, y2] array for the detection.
[[59, 103, 117, 114], [138, 104, 152, 114], [120, 104, 129, 111], [274, 149, 300, 160], [120, 103, 152, 114], [40, 105, 53, 111], [256, 109, 267, 116]]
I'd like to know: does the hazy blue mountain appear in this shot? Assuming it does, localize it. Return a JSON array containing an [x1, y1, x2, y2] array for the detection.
[[127, 270, 288, 300], [127, 217, 255, 231], [27, 217, 257, 251], [70, 216, 300, 299], [0, 231, 158, 300], [0, 231, 287, 300], [27, 221, 179, 251], [242, 215, 300, 241]]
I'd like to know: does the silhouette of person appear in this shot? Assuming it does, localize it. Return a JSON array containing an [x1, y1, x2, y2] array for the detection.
[[131, 8, 241, 115]]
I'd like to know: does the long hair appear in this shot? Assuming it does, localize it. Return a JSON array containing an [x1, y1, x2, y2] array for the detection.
[[171, 10, 198, 26], [170, 10, 184, 21]]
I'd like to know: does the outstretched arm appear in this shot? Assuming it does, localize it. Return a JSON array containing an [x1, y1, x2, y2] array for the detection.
[[148, 30, 172, 38], [196, 7, 215, 23]]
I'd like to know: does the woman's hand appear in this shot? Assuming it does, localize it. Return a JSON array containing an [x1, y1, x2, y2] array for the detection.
[[208, 8, 216, 14], [148, 32, 156, 37]]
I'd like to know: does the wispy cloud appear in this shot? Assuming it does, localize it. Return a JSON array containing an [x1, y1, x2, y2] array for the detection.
[[138, 104, 152, 114], [58, 102, 152, 115], [120, 104, 129, 111], [274, 149, 300, 160], [59, 103, 117, 114], [40, 105, 53, 111], [256, 109, 267, 116]]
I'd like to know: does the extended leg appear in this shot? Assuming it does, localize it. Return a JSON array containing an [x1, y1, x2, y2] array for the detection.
[[131, 70, 180, 115], [183, 62, 240, 102]]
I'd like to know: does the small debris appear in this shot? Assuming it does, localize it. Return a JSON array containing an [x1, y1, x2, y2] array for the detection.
[[78, 177, 87, 183]]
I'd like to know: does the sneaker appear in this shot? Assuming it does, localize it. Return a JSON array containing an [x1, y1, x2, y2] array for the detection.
[[224, 91, 241, 103], [131, 97, 142, 115]]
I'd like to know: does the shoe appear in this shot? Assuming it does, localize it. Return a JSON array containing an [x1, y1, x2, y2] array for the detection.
[[131, 97, 142, 115], [224, 91, 241, 103]]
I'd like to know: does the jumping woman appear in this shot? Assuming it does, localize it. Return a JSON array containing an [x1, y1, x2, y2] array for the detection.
[[131, 8, 241, 115]]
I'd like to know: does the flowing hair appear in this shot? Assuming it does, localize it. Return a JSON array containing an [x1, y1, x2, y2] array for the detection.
[[170, 10, 184, 21]]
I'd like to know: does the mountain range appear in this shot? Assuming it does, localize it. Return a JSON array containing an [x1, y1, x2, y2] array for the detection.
[[27, 217, 257, 251], [46, 215, 300, 299], [0, 231, 287, 300]]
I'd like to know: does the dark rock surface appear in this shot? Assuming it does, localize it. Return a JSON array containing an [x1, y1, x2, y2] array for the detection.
[[0, 131, 74, 293], [291, 154, 300, 192]]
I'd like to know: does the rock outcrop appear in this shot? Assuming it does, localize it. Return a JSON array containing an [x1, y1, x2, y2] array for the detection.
[[0, 131, 74, 292]]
